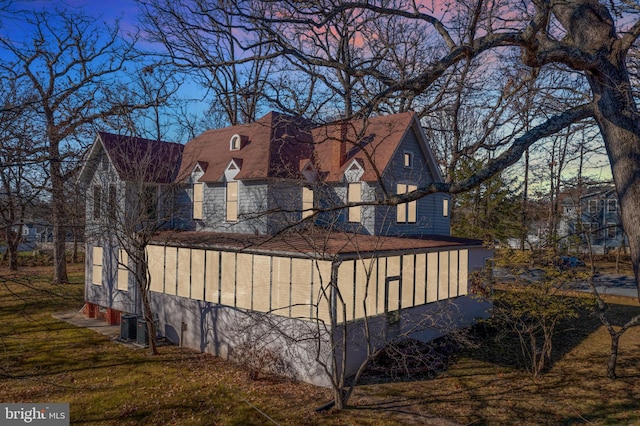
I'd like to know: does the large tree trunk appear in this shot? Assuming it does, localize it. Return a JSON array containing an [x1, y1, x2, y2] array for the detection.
[[50, 143, 68, 284], [587, 63, 640, 294], [550, 0, 640, 293]]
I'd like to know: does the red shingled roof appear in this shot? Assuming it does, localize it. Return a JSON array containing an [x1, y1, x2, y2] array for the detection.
[[178, 112, 315, 182], [178, 111, 419, 183], [99, 132, 184, 184], [313, 112, 415, 182]]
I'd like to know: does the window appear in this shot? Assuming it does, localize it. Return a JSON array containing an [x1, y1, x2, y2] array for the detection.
[[92, 246, 103, 286], [93, 186, 102, 219], [226, 181, 238, 222], [193, 183, 203, 220], [144, 186, 157, 222], [403, 152, 413, 168], [608, 199, 617, 212], [347, 182, 361, 222], [443, 198, 449, 217], [606, 222, 618, 239], [108, 185, 117, 221], [396, 184, 417, 223], [588, 199, 598, 213], [117, 249, 129, 291], [302, 187, 314, 219], [230, 134, 241, 150]]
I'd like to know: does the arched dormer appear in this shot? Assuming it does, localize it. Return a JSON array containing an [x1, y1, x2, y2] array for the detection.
[[230, 134, 246, 151]]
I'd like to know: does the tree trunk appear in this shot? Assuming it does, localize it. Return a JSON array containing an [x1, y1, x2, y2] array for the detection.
[[548, 0, 640, 294], [588, 71, 640, 295], [50, 145, 68, 284], [607, 332, 620, 379]]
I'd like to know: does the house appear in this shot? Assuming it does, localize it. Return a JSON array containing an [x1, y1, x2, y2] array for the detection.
[[560, 185, 626, 254], [79, 112, 492, 387]]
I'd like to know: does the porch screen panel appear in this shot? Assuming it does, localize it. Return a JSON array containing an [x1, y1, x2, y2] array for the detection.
[[449, 250, 459, 298], [314, 261, 333, 324], [164, 247, 178, 296], [401, 255, 415, 308], [235, 253, 253, 309], [204, 250, 220, 303], [386, 256, 400, 277], [291, 258, 312, 319], [177, 248, 191, 298], [426, 252, 438, 302], [117, 249, 128, 291], [92, 246, 103, 286], [252, 255, 271, 312], [376, 259, 387, 316], [337, 261, 355, 322], [438, 251, 449, 300], [355, 258, 376, 319], [458, 250, 469, 296], [220, 251, 236, 306], [147, 245, 165, 293], [271, 257, 291, 316], [414, 253, 426, 306], [191, 249, 205, 301]]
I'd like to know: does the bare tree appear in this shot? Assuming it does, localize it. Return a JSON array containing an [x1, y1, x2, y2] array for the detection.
[[200, 1, 640, 296], [139, 0, 277, 126], [0, 78, 46, 270], [0, 8, 151, 283]]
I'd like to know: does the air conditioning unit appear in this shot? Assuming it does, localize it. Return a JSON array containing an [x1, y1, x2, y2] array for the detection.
[[120, 314, 137, 341], [137, 318, 149, 346]]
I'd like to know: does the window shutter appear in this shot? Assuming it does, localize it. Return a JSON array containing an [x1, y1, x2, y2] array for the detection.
[[226, 181, 238, 222], [193, 183, 203, 220]]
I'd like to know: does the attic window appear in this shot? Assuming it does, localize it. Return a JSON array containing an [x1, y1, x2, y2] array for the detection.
[[404, 152, 413, 168], [228, 163, 238, 170], [348, 163, 360, 172], [230, 134, 242, 151]]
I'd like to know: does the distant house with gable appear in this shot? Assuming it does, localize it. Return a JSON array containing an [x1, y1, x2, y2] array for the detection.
[[79, 112, 492, 386]]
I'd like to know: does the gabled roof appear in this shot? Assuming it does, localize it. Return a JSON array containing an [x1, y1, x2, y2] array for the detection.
[[78, 133, 184, 185], [178, 111, 442, 184], [99, 133, 184, 184], [178, 112, 315, 182], [313, 112, 415, 182]]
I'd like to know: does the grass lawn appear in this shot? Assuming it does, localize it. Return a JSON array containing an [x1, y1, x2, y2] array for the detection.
[[1, 264, 640, 425]]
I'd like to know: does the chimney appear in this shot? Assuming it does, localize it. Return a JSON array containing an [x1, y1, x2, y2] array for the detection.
[[332, 118, 348, 170]]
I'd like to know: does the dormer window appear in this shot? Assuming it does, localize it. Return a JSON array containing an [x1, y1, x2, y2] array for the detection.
[[230, 134, 242, 151]]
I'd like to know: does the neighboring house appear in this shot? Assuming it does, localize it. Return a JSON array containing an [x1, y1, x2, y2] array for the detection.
[[560, 185, 626, 254], [79, 112, 492, 387]]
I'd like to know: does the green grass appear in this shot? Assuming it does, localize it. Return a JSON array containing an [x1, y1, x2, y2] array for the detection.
[[1, 264, 640, 424]]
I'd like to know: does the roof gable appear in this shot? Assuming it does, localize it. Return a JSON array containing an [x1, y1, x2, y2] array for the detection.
[[98, 132, 184, 184]]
